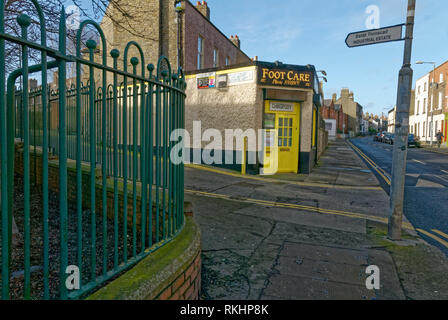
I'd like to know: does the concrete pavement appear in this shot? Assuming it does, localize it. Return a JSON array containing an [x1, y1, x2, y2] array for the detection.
[[185, 138, 448, 300]]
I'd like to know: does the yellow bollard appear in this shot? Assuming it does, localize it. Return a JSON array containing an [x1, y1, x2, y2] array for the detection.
[[241, 136, 247, 175]]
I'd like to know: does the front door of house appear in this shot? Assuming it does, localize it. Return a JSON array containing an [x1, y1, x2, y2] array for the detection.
[[263, 101, 300, 174]]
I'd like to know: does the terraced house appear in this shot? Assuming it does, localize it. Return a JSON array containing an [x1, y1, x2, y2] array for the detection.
[[101, 0, 328, 174], [410, 60, 448, 145]]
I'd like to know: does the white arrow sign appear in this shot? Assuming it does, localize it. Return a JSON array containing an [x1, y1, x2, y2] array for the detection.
[[346, 24, 404, 48]]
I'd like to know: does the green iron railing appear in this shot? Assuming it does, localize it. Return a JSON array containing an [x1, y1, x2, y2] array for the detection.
[[1, 1, 186, 300]]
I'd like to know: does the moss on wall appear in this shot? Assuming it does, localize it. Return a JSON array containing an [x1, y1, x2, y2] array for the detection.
[[87, 216, 201, 300]]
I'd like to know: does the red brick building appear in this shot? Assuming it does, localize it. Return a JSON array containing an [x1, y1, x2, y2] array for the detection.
[[320, 94, 348, 137], [182, 1, 251, 71], [101, 0, 251, 73], [428, 60, 448, 144]]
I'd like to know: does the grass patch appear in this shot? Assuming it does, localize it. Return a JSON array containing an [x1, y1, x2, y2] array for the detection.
[[367, 221, 448, 299]]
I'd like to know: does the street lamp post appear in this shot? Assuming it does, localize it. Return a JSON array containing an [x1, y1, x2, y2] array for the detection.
[[416, 61, 436, 145], [174, 1, 184, 70]]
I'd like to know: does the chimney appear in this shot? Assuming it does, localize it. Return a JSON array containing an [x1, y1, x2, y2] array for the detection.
[[29, 79, 38, 90], [332, 93, 337, 102], [341, 88, 350, 98], [349, 91, 354, 101], [230, 35, 240, 49], [196, 1, 210, 20]]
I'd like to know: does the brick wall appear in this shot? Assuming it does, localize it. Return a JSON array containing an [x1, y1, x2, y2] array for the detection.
[[183, 1, 251, 72], [321, 100, 348, 134], [99, 0, 251, 76], [156, 252, 201, 300]]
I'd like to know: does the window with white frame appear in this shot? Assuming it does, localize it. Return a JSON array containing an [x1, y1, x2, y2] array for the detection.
[[225, 56, 230, 66], [197, 36, 204, 69], [213, 48, 219, 68]]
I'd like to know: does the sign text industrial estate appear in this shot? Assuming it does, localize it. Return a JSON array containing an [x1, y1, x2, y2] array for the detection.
[[345, 24, 404, 48]]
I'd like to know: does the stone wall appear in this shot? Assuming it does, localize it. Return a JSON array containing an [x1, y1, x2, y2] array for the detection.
[[184, 69, 262, 151]]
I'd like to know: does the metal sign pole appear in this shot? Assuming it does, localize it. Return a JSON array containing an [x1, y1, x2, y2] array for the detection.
[[388, 0, 416, 240]]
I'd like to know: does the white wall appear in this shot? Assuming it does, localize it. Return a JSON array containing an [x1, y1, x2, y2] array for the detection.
[[409, 74, 430, 140]]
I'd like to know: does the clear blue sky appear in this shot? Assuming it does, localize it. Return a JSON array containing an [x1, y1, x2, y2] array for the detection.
[[73, 0, 448, 117], [203, 0, 448, 117]]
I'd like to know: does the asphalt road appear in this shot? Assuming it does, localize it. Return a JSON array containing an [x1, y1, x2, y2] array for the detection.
[[351, 137, 448, 255]]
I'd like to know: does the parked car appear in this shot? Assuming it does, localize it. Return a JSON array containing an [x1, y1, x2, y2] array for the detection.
[[383, 134, 418, 147], [383, 132, 394, 144], [408, 134, 419, 147], [373, 133, 382, 142], [376, 131, 387, 142], [388, 133, 395, 145]]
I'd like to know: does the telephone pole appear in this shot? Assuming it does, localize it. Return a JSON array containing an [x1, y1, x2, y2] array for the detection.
[[388, 0, 416, 240]]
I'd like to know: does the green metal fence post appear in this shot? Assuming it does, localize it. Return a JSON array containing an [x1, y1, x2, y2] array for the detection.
[[57, 8, 69, 300], [1, 1, 186, 299]]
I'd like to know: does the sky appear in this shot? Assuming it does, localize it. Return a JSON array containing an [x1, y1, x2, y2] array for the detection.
[[72, 0, 448, 117]]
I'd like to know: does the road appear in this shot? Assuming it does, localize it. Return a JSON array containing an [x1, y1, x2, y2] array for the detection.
[[350, 137, 448, 255]]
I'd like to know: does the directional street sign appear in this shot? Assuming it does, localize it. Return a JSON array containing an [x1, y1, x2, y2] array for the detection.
[[345, 24, 405, 48]]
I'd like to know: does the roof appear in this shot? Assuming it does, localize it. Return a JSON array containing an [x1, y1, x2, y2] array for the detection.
[[185, 60, 317, 76], [323, 99, 332, 107]]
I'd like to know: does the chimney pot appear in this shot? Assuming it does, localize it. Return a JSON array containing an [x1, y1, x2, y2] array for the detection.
[[196, 0, 210, 20], [230, 34, 241, 49]]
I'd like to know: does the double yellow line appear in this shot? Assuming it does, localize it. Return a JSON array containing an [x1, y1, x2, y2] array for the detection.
[[185, 188, 415, 230], [347, 141, 448, 249], [347, 141, 391, 185], [416, 229, 448, 249], [185, 163, 383, 191]]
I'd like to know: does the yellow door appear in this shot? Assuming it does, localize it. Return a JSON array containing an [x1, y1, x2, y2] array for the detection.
[[263, 101, 300, 174]]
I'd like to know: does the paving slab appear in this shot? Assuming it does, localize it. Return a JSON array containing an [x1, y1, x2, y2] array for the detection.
[[280, 242, 368, 266], [234, 205, 367, 234], [263, 274, 375, 300]]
